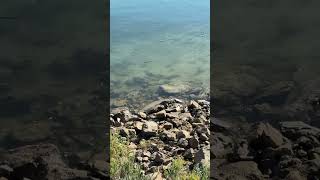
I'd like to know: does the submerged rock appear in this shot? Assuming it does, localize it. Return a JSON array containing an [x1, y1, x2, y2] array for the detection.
[[158, 83, 191, 95]]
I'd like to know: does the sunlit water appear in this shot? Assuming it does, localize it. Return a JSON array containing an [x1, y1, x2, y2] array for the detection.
[[110, 0, 210, 108]]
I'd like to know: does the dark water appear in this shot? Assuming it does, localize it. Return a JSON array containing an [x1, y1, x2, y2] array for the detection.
[[0, 0, 107, 161], [110, 0, 210, 109], [213, 0, 320, 128]]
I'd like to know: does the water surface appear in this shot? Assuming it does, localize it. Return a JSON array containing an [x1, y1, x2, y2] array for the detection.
[[110, 0, 210, 108]]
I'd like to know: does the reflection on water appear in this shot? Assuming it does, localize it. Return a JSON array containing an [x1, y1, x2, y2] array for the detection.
[[110, 0, 210, 109]]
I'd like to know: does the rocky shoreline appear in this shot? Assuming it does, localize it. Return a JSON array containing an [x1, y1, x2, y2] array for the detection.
[[212, 119, 320, 179], [110, 98, 210, 178], [212, 61, 320, 179], [0, 143, 108, 180]]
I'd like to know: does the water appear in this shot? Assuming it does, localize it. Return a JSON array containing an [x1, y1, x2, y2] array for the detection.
[[110, 0, 210, 108]]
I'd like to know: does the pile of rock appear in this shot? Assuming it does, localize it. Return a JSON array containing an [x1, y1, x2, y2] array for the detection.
[[0, 143, 108, 180], [212, 119, 320, 179], [110, 98, 210, 175]]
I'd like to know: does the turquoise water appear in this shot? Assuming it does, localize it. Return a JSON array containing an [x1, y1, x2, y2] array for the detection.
[[110, 0, 210, 108]]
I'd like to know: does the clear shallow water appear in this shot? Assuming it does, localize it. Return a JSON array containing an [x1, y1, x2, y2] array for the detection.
[[110, 0, 210, 108]]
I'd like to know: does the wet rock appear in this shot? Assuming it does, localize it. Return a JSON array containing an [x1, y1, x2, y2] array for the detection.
[[158, 83, 191, 95]]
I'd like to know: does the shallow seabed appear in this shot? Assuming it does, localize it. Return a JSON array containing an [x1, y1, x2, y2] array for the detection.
[[110, 0, 210, 109]]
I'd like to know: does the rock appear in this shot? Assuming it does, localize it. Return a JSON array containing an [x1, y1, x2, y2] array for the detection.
[[160, 131, 176, 142], [189, 100, 201, 109], [154, 152, 165, 164], [142, 151, 151, 158], [163, 122, 173, 130], [134, 121, 144, 131], [178, 138, 189, 148], [280, 121, 320, 140], [211, 133, 234, 159], [158, 83, 191, 95], [194, 148, 210, 165], [150, 172, 163, 180], [141, 121, 158, 138], [188, 137, 199, 149], [128, 142, 137, 149], [183, 148, 194, 160], [112, 109, 133, 123], [211, 117, 232, 132], [141, 99, 172, 114], [166, 112, 179, 119], [197, 100, 210, 106], [0, 165, 13, 177], [284, 171, 306, 180], [250, 122, 284, 148], [0, 143, 100, 179], [218, 161, 264, 180], [154, 110, 166, 119], [176, 130, 190, 139], [119, 128, 130, 137], [254, 81, 294, 105], [137, 112, 147, 119]]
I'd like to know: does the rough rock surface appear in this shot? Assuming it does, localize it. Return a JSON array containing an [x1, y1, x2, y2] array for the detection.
[[212, 120, 320, 180], [110, 98, 210, 175], [0, 143, 108, 180]]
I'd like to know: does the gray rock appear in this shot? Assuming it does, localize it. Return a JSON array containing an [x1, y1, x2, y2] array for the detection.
[[250, 122, 284, 148], [158, 83, 191, 95], [188, 137, 199, 149], [176, 130, 190, 139]]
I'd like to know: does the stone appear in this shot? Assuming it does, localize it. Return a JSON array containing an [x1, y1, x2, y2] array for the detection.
[[163, 122, 173, 130], [134, 121, 144, 131], [183, 148, 194, 160], [137, 112, 147, 119], [119, 128, 130, 137], [219, 161, 264, 180], [160, 131, 176, 142], [0, 165, 13, 177], [284, 171, 306, 180], [113, 109, 133, 123], [250, 122, 284, 148], [178, 138, 189, 148], [194, 148, 210, 165], [188, 137, 199, 149], [154, 110, 166, 119], [154, 152, 165, 164], [280, 121, 320, 140], [142, 151, 151, 158], [176, 130, 190, 139], [189, 100, 201, 109], [141, 121, 158, 138], [158, 83, 191, 95]]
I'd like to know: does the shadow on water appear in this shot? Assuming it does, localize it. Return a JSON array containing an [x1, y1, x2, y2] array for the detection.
[[0, 0, 107, 166]]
